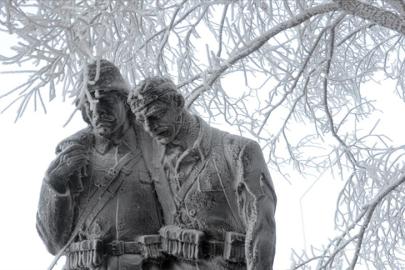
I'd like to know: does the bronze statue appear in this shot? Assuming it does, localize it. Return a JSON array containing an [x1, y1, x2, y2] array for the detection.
[[128, 77, 277, 270], [36, 60, 165, 270]]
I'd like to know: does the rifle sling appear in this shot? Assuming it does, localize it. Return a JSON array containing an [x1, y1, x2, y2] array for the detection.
[[47, 149, 141, 270]]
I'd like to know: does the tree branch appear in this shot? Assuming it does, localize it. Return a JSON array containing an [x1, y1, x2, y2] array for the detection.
[[185, 2, 340, 108], [386, 0, 405, 16], [332, 0, 405, 34]]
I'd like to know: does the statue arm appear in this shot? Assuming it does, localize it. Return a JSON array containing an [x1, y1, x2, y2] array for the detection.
[[236, 140, 277, 270], [36, 142, 88, 255], [36, 176, 75, 255]]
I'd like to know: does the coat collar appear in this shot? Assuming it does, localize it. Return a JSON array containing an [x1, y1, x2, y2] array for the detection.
[[171, 115, 213, 167], [193, 116, 213, 161], [93, 127, 136, 154]]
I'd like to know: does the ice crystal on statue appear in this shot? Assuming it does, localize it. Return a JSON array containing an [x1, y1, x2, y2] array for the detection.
[[3, 0, 405, 268]]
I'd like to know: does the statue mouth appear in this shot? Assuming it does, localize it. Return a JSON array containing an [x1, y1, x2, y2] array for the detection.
[[153, 127, 169, 138], [94, 116, 115, 126], [96, 122, 113, 129]]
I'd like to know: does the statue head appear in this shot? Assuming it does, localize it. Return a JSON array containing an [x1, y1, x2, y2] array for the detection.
[[128, 76, 185, 145], [79, 59, 132, 138]]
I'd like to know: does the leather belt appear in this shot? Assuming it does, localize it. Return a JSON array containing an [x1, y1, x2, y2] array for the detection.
[[69, 234, 244, 262], [104, 239, 228, 257], [104, 241, 141, 256], [202, 240, 225, 257], [203, 238, 245, 263]]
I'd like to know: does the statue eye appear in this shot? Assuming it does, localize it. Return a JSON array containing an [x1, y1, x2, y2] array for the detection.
[[156, 111, 166, 118]]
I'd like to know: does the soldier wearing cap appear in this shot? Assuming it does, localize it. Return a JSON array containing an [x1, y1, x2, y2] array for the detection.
[[36, 60, 165, 270], [128, 77, 277, 270]]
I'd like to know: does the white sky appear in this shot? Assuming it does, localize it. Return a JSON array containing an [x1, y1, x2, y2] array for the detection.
[[1, 32, 405, 270]]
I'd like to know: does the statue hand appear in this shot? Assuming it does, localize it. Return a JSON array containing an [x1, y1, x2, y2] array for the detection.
[[45, 143, 89, 184]]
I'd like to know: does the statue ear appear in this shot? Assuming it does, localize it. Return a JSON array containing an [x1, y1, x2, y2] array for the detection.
[[175, 94, 185, 109]]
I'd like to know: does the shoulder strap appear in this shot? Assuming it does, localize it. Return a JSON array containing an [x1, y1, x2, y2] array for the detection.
[[152, 141, 177, 225], [134, 123, 177, 225], [47, 150, 141, 270]]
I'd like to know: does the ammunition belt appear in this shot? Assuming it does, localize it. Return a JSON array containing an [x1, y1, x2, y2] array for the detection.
[[65, 235, 164, 270], [104, 241, 141, 256], [159, 225, 246, 263], [65, 228, 246, 270], [66, 239, 104, 270]]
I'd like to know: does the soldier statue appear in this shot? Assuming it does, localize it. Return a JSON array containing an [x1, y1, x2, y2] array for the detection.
[[128, 77, 277, 270], [36, 60, 165, 270]]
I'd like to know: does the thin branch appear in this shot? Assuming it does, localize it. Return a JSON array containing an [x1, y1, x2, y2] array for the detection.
[[186, 2, 340, 108], [323, 25, 360, 168]]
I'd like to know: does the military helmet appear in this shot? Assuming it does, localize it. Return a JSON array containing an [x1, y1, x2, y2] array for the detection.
[[129, 76, 178, 113], [78, 59, 131, 125], [85, 59, 130, 94]]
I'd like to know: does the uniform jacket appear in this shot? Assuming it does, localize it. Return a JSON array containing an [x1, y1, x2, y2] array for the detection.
[[36, 123, 163, 270], [152, 116, 277, 270]]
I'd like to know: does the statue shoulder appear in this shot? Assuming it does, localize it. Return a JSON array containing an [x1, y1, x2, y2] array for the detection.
[[222, 132, 275, 203], [55, 127, 94, 154], [221, 132, 269, 173], [222, 132, 260, 160]]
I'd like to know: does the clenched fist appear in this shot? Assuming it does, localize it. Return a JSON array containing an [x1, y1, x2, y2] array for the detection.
[[45, 143, 89, 193]]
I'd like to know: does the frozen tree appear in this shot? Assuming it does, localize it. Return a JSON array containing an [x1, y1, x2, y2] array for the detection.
[[2, 0, 405, 268]]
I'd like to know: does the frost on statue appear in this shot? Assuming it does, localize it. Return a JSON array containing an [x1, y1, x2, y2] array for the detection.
[[129, 77, 277, 270], [36, 60, 276, 270], [36, 60, 164, 270]]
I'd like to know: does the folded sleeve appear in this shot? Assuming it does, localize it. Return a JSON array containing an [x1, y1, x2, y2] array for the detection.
[[235, 139, 277, 270], [36, 178, 74, 255]]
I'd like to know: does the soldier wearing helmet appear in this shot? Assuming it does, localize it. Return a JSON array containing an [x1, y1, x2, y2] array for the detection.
[[37, 60, 165, 270]]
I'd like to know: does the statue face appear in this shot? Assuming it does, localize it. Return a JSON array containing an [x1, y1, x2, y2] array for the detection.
[[136, 101, 181, 145], [83, 91, 127, 138]]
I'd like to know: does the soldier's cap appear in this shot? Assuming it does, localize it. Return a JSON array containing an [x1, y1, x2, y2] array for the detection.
[[129, 76, 178, 113], [85, 59, 130, 95]]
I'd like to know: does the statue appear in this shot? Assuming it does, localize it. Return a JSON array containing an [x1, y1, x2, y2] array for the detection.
[[128, 77, 277, 270], [36, 60, 165, 270]]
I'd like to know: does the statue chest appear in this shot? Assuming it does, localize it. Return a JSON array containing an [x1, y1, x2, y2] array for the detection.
[[169, 152, 244, 239], [75, 146, 162, 242]]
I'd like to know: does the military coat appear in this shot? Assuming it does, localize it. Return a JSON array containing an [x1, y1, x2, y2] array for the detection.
[[36, 125, 163, 270], [152, 116, 277, 270]]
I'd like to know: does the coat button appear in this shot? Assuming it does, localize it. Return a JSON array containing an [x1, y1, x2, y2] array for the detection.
[[119, 186, 126, 194], [118, 223, 125, 231], [189, 209, 196, 217]]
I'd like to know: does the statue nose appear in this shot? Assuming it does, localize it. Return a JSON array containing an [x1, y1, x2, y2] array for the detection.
[[93, 103, 106, 117], [144, 119, 156, 133], [92, 109, 107, 123]]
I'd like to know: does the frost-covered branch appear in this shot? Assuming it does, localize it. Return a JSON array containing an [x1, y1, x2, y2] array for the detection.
[[185, 2, 340, 107], [333, 0, 405, 34], [3, 1, 405, 268]]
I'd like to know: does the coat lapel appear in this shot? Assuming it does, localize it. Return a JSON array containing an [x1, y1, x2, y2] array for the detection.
[[134, 122, 176, 225]]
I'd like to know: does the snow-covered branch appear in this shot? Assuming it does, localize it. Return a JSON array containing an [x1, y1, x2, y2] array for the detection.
[[3, 1, 405, 268]]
